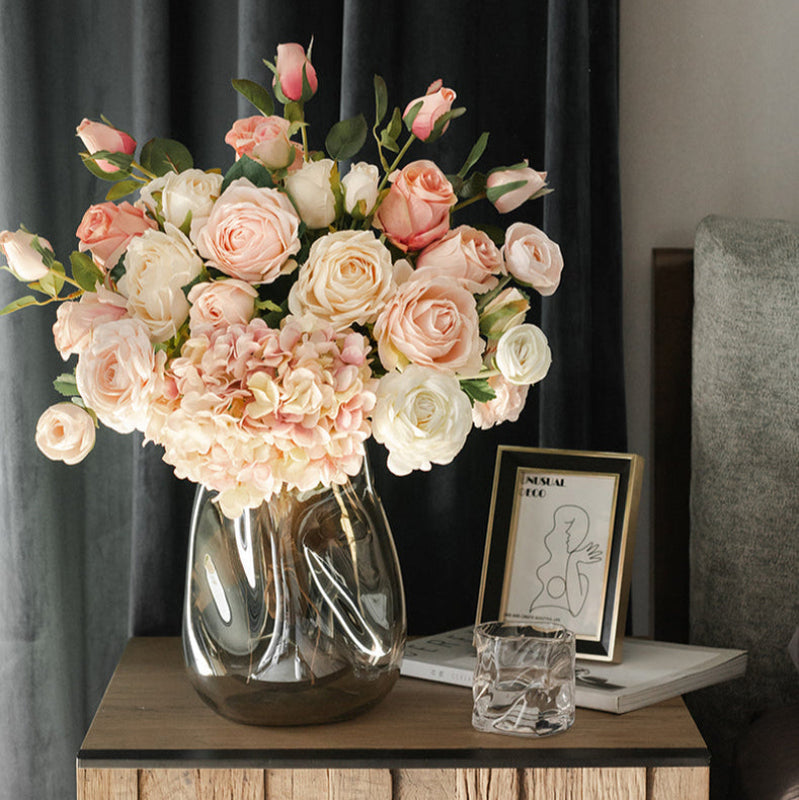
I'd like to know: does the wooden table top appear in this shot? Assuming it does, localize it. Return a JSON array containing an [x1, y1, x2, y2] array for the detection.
[[78, 638, 708, 769]]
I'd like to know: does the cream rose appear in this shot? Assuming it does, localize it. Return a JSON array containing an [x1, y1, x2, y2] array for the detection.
[[35, 402, 96, 465], [284, 158, 337, 229], [372, 365, 473, 475], [373, 275, 484, 374], [0, 229, 52, 281], [495, 323, 552, 385], [288, 230, 396, 330], [188, 279, 257, 336], [195, 177, 301, 283], [118, 224, 203, 342], [341, 162, 380, 217], [52, 285, 128, 360], [502, 222, 563, 296], [156, 169, 223, 241], [76, 318, 166, 434]]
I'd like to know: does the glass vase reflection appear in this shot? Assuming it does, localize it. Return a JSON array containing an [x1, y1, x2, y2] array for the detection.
[[182, 456, 406, 726]]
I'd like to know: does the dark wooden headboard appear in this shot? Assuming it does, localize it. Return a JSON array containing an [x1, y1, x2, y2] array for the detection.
[[651, 248, 694, 642]]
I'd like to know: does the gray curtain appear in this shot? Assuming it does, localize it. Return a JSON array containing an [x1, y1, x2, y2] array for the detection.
[[0, 2, 623, 798]]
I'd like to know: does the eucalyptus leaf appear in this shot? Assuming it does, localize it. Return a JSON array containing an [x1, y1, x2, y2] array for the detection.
[[70, 251, 104, 292], [0, 295, 37, 315], [140, 137, 194, 176], [325, 114, 368, 161], [232, 78, 274, 117]]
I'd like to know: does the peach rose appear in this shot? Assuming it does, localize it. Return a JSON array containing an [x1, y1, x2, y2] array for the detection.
[[35, 402, 96, 465], [52, 285, 128, 360], [373, 275, 484, 375], [188, 279, 258, 336], [76, 201, 157, 270], [273, 42, 318, 101], [486, 161, 548, 213], [414, 225, 504, 293], [224, 115, 295, 169], [373, 160, 456, 252], [404, 80, 456, 141], [0, 229, 52, 281], [195, 177, 301, 284], [502, 222, 563, 296], [76, 118, 136, 173], [472, 375, 529, 430]]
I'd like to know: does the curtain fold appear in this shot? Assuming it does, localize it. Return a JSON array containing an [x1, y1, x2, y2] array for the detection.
[[0, 2, 624, 797]]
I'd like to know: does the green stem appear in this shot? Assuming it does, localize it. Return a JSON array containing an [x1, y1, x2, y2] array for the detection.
[[131, 160, 158, 181], [377, 134, 417, 191], [301, 122, 310, 162], [452, 192, 486, 213]]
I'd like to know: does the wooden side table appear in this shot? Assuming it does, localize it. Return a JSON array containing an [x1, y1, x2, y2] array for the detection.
[[77, 638, 709, 800]]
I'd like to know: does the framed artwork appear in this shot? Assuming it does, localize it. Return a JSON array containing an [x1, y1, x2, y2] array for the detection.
[[476, 446, 644, 662]]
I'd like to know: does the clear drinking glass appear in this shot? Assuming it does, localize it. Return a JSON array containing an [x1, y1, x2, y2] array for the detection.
[[472, 621, 576, 737]]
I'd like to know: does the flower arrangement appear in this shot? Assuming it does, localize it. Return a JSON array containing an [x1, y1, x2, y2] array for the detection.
[[0, 42, 562, 519]]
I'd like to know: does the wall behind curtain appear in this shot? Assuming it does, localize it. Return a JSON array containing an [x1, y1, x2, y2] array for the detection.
[[0, 2, 623, 798]]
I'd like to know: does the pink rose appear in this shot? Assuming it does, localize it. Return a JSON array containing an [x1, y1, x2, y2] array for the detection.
[[373, 160, 456, 252], [403, 80, 456, 141], [273, 43, 318, 102], [188, 279, 258, 336], [35, 402, 96, 465], [373, 275, 484, 375], [0, 229, 52, 281], [502, 222, 563, 296], [472, 375, 529, 430], [76, 118, 136, 173], [76, 201, 157, 270], [487, 161, 548, 214], [224, 115, 295, 169], [413, 225, 504, 293], [52, 286, 128, 360], [195, 177, 301, 284]]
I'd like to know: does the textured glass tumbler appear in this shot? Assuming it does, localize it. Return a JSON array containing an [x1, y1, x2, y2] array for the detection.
[[472, 621, 576, 737]]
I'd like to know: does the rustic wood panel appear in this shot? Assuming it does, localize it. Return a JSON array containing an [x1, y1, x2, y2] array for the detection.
[[196, 769, 264, 799], [456, 768, 520, 800], [648, 767, 709, 800], [265, 769, 328, 799], [394, 768, 457, 800], [329, 769, 392, 800], [524, 767, 646, 799], [77, 767, 137, 800], [139, 769, 197, 799]]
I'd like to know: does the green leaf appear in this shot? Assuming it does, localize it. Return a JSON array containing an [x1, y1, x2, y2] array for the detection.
[[80, 151, 133, 181], [70, 251, 104, 292], [255, 297, 283, 313], [32, 260, 65, 298], [460, 378, 496, 406], [105, 178, 141, 201], [379, 107, 403, 153], [402, 99, 424, 132], [460, 172, 487, 199], [0, 295, 37, 315], [325, 114, 368, 161], [221, 155, 274, 193], [231, 78, 275, 117], [458, 132, 490, 179], [109, 254, 127, 285], [373, 75, 388, 127], [181, 267, 207, 298], [284, 101, 304, 124], [486, 179, 528, 205], [53, 373, 79, 397], [178, 209, 193, 238], [140, 137, 194, 176], [424, 106, 466, 144]]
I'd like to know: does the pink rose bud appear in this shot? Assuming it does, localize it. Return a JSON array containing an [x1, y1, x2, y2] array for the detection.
[[76, 201, 157, 270], [76, 118, 136, 173], [486, 161, 548, 213], [0, 229, 52, 281], [273, 43, 318, 102], [403, 80, 456, 141]]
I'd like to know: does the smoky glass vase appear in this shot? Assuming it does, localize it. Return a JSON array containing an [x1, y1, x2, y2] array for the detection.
[[182, 455, 406, 726]]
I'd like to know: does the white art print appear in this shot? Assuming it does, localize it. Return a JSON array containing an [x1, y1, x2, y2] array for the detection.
[[501, 468, 619, 639]]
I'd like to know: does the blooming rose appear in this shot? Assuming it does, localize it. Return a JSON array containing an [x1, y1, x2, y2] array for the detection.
[[76, 201, 157, 270], [76, 317, 166, 434], [479, 287, 530, 340], [372, 365, 473, 475], [284, 158, 337, 229], [341, 162, 380, 217], [76, 118, 136, 173], [195, 177, 301, 283], [403, 80, 456, 141], [495, 323, 552, 385], [472, 375, 529, 430], [52, 286, 128, 359], [273, 42, 318, 101], [288, 230, 396, 330], [373, 160, 456, 252], [188, 279, 257, 336], [374, 275, 484, 374], [486, 161, 548, 213], [224, 116, 295, 169], [414, 225, 504, 293], [0, 229, 52, 281], [502, 222, 563, 296], [118, 224, 203, 342], [35, 402, 96, 465]]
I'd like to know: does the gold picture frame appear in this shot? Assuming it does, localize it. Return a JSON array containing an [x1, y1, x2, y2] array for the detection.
[[476, 446, 644, 662]]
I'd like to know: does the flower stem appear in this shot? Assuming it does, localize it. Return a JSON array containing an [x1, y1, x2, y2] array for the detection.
[[452, 192, 486, 213], [378, 134, 417, 191], [131, 160, 158, 181]]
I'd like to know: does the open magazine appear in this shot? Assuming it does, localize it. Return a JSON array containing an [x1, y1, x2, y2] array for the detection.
[[401, 627, 747, 714]]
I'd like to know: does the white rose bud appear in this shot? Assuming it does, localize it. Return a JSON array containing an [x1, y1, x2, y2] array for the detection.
[[284, 158, 337, 229], [35, 402, 96, 465], [0, 229, 52, 281], [495, 323, 552, 385], [341, 162, 380, 217]]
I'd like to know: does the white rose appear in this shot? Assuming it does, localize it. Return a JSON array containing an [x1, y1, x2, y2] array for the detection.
[[160, 169, 224, 241], [35, 402, 96, 465], [118, 224, 204, 342], [288, 230, 396, 330], [341, 162, 380, 217], [372, 365, 473, 476], [495, 323, 552, 385], [284, 158, 337, 229], [502, 222, 563, 296], [0, 229, 51, 281]]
